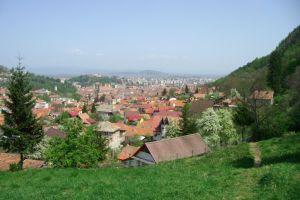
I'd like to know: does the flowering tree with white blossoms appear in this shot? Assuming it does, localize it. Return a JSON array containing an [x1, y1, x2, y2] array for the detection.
[[196, 108, 222, 147], [197, 108, 238, 148], [217, 109, 239, 146]]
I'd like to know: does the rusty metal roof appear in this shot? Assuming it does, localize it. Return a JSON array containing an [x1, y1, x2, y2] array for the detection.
[[144, 133, 209, 163]]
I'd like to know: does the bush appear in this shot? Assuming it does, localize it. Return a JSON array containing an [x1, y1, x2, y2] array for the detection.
[[9, 163, 21, 172], [127, 136, 144, 147], [165, 120, 180, 138], [45, 119, 108, 168], [28, 137, 50, 160], [259, 94, 292, 139], [109, 114, 123, 123], [55, 111, 70, 123]]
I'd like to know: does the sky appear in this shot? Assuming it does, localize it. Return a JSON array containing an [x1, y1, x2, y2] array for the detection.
[[0, 0, 299, 75]]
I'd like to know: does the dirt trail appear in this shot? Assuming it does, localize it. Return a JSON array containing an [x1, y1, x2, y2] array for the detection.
[[249, 142, 261, 167]]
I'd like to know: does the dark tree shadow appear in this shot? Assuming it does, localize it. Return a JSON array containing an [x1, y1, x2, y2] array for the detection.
[[231, 151, 300, 169], [262, 151, 300, 166], [231, 156, 253, 169]]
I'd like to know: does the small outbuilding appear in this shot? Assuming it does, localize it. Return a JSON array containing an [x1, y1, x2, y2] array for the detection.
[[119, 133, 209, 167]]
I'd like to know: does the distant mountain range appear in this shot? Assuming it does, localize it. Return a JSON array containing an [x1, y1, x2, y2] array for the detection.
[[138, 70, 168, 76]]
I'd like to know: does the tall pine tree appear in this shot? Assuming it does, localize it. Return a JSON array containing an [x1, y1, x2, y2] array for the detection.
[[91, 103, 97, 113], [268, 50, 283, 93], [82, 103, 88, 113], [0, 59, 43, 169], [180, 103, 197, 135], [184, 85, 190, 94]]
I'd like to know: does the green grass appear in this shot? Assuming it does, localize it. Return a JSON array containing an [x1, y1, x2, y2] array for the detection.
[[0, 134, 299, 200]]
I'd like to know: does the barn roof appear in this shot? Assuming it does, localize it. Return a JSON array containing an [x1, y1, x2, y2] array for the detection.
[[143, 133, 209, 163]]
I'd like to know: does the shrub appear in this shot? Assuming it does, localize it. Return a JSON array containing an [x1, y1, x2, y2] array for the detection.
[[28, 136, 51, 160], [165, 120, 181, 138], [9, 163, 21, 172], [45, 119, 108, 168]]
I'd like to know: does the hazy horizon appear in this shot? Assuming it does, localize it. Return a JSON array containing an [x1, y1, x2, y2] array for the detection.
[[0, 0, 299, 76]]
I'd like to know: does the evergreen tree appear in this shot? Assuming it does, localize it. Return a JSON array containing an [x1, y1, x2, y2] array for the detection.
[[180, 103, 197, 135], [194, 87, 199, 94], [91, 103, 97, 113], [268, 50, 283, 93], [0, 59, 43, 169], [161, 88, 167, 96], [99, 94, 106, 102], [233, 102, 254, 140], [82, 103, 88, 113], [168, 88, 176, 97], [184, 85, 190, 94]]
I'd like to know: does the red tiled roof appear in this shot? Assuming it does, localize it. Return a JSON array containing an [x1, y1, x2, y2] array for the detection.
[[33, 108, 50, 118], [144, 108, 154, 115], [154, 110, 181, 118], [158, 106, 174, 111], [118, 145, 140, 161], [78, 113, 96, 124], [68, 111, 79, 117], [127, 114, 141, 122]]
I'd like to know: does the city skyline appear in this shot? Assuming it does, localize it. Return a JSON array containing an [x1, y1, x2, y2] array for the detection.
[[0, 0, 299, 75]]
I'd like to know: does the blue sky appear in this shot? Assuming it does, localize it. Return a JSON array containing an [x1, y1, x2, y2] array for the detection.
[[0, 0, 299, 75]]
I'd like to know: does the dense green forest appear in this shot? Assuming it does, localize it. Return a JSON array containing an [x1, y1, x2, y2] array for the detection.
[[68, 75, 119, 87], [28, 74, 80, 99], [212, 25, 300, 96], [213, 25, 300, 139]]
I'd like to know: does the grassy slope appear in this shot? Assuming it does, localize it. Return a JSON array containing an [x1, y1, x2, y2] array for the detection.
[[0, 134, 299, 200]]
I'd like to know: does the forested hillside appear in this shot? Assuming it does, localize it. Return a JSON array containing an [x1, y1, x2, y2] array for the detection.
[[213, 25, 300, 96], [68, 75, 119, 87], [0, 65, 79, 99], [28, 74, 79, 99]]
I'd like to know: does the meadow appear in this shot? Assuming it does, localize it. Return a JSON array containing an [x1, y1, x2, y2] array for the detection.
[[0, 134, 299, 200]]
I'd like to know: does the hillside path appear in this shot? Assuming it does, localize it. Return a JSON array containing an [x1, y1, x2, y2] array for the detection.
[[249, 142, 261, 167]]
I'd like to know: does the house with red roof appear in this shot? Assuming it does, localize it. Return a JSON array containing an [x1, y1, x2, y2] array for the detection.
[[78, 113, 96, 125], [124, 109, 142, 124]]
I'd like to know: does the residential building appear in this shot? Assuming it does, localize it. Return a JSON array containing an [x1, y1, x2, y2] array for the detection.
[[97, 121, 125, 149]]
